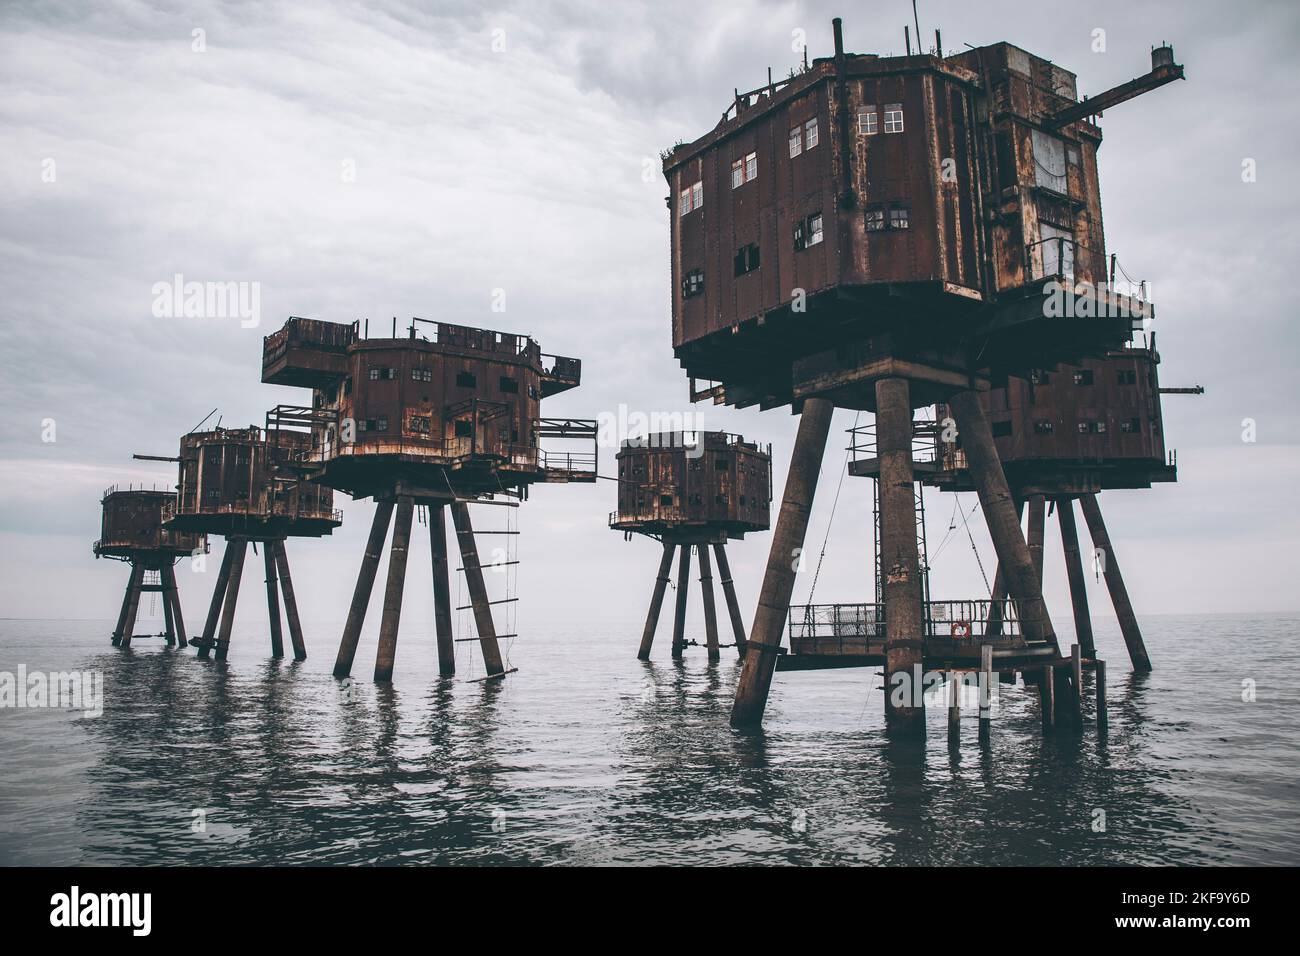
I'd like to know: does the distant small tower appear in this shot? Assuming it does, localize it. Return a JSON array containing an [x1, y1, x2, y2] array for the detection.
[[148, 425, 342, 662], [610, 432, 772, 661], [262, 315, 597, 682], [94, 487, 205, 648]]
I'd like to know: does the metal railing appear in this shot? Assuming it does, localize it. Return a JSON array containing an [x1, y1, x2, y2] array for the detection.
[[787, 599, 1021, 655], [540, 353, 581, 381], [609, 508, 689, 527], [539, 449, 596, 476], [847, 418, 945, 466]]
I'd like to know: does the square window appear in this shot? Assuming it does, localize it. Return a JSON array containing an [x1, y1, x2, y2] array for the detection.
[[500, 376, 518, 393], [859, 108, 878, 135], [368, 367, 379, 381], [714, 458, 728, 470], [660, 495, 673, 507], [1073, 370, 1094, 386], [375, 417, 388, 432], [456, 371, 476, 388], [866, 205, 885, 231], [804, 117, 819, 149], [1033, 420, 1054, 435], [789, 126, 802, 158], [1117, 369, 1137, 385], [884, 104, 904, 133], [1030, 369, 1051, 385], [1121, 417, 1141, 433], [733, 243, 760, 276], [888, 204, 910, 230], [682, 268, 705, 298], [454, 420, 472, 438], [991, 420, 1012, 437]]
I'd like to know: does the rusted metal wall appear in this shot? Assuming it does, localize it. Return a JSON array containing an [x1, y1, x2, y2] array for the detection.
[[337, 341, 541, 464], [97, 490, 202, 555]]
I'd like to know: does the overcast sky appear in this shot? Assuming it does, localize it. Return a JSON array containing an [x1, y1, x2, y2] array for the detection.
[[2, 0, 1297, 645]]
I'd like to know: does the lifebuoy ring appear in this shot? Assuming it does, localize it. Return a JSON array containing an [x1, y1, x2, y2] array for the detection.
[[950, 620, 972, 639]]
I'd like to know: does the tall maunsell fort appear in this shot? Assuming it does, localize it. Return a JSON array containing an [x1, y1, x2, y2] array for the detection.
[[660, 17, 1185, 733]]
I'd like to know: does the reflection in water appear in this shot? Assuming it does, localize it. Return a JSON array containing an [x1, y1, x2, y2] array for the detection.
[[1, 615, 1297, 865]]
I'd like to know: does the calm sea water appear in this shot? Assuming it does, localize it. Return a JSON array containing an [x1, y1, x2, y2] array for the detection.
[[1, 613, 1297, 866]]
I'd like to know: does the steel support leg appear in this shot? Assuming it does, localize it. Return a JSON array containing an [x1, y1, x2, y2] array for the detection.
[[637, 541, 675, 661], [214, 538, 248, 662], [334, 500, 395, 678], [264, 545, 284, 658], [1080, 494, 1151, 672], [1057, 498, 1096, 658], [374, 497, 414, 682], [1027, 494, 1046, 585], [111, 565, 140, 646], [119, 564, 145, 648], [165, 564, 188, 648], [877, 378, 926, 734], [274, 541, 306, 661], [698, 543, 720, 662], [196, 541, 236, 659], [429, 504, 456, 676], [671, 544, 692, 660], [713, 543, 747, 658], [731, 397, 834, 728], [450, 501, 505, 676]]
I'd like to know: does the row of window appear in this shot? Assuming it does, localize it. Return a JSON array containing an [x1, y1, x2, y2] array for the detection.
[[355, 417, 516, 440], [793, 212, 824, 250], [1029, 369, 1147, 387], [859, 104, 904, 135], [991, 418, 1144, 437], [866, 203, 909, 231], [788, 117, 819, 157], [678, 180, 704, 217], [365, 366, 520, 393], [731, 152, 758, 189], [623, 459, 762, 476], [635, 494, 756, 507]]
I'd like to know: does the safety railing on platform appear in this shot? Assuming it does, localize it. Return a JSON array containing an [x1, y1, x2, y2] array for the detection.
[[788, 599, 1021, 655], [847, 418, 945, 467]]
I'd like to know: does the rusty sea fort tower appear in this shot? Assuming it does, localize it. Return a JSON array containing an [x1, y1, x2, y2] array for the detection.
[[262, 316, 596, 682], [610, 431, 772, 661], [660, 17, 1185, 732]]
